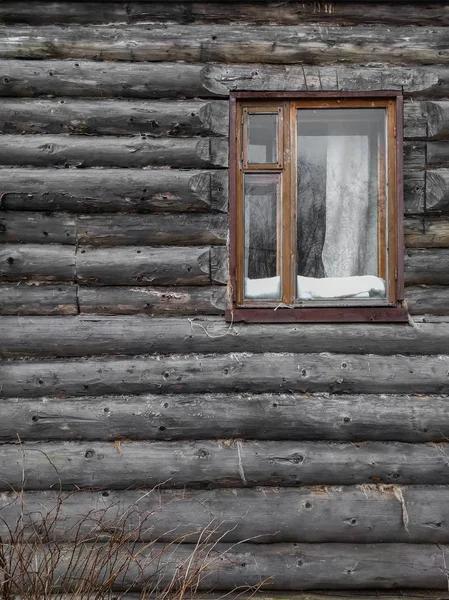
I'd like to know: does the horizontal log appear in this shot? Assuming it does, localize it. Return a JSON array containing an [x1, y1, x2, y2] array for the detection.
[[0, 284, 77, 315], [0, 99, 228, 136], [404, 142, 426, 169], [1, 542, 449, 592], [1, 2, 449, 26], [1, 393, 449, 443], [406, 286, 449, 316], [427, 170, 449, 213], [0, 244, 75, 282], [76, 247, 211, 286], [2, 25, 449, 66], [77, 214, 227, 247], [404, 102, 427, 140], [79, 286, 226, 315], [3, 60, 449, 99], [0, 211, 76, 244], [427, 143, 449, 169], [3, 486, 449, 544], [0, 169, 228, 213], [405, 249, 449, 285], [427, 101, 449, 141], [0, 136, 228, 168], [3, 317, 449, 358], [405, 217, 449, 248], [3, 440, 449, 490], [1, 353, 448, 397], [404, 170, 425, 214]]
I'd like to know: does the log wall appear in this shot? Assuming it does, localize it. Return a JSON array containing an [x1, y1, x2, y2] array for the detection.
[[1, 1, 449, 595]]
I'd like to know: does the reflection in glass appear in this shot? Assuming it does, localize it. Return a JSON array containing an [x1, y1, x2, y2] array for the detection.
[[247, 113, 278, 164], [296, 108, 387, 300], [244, 173, 281, 300]]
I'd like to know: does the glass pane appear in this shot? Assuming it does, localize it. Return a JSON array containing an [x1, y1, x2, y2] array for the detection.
[[244, 173, 281, 300], [296, 108, 387, 301], [247, 113, 278, 164]]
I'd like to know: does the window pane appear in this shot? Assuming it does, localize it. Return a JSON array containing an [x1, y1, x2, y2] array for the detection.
[[244, 173, 281, 300], [296, 108, 387, 301], [247, 113, 278, 164]]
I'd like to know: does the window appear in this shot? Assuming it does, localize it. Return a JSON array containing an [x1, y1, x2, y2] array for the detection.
[[227, 92, 407, 323]]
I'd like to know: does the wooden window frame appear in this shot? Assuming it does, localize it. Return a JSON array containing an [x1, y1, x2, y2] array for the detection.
[[227, 91, 407, 323]]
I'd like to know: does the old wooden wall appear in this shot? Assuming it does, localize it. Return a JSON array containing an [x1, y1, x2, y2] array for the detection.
[[1, 0, 449, 595]]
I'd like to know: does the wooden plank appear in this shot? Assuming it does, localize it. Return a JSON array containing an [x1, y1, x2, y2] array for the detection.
[[406, 286, 449, 316], [3, 440, 449, 490], [78, 286, 226, 315], [76, 247, 211, 286], [404, 170, 425, 214], [0, 169, 228, 213], [2, 60, 449, 99], [405, 249, 449, 284], [77, 214, 227, 247], [427, 170, 449, 213], [0, 244, 75, 282], [0, 135, 228, 168], [405, 217, 449, 248], [0, 99, 229, 136], [1, 393, 449, 443], [1, 2, 449, 26], [0, 211, 76, 244], [1, 25, 449, 66], [4, 317, 449, 359], [3, 486, 449, 544], [1, 542, 448, 591], [404, 101, 427, 140], [1, 353, 448, 397], [0, 284, 77, 315], [404, 142, 426, 169]]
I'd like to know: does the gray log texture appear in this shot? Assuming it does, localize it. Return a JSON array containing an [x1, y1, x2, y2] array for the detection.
[[0, 136, 228, 168], [427, 143, 449, 169], [404, 171, 425, 214], [0, 211, 76, 245], [427, 170, 449, 213], [3, 317, 449, 358], [1, 393, 449, 443], [0, 245, 75, 282], [0, 284, 77, 315], [3, 440, 449, 490], [405, 249, 449, 284], [0, 169, 228, 213], [76, 247, 211, 286], [77, 214, 227, 247], [404, 217, 449, 248], [0, 99, 228, 136], [1, 25, 449, 66], [1, 353, 449, 397], [1, 542, 449, 591], [1, 2, 448, 26], [2, 486, 449, 544], [406, 286, 449, 316], [404, 142, 426, 169], [78, 286, 226, 315], [3, 61, 449, 98], [427, 102, 449, 140]]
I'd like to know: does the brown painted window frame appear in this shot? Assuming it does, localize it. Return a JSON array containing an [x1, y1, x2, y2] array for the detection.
[[227, 91, 407, 324]]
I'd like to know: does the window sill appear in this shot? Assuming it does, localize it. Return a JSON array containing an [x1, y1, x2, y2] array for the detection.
[[226, 306, 409, 323]]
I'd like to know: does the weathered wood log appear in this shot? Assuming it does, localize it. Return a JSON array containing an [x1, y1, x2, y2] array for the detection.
[[405, 217, 449, 248], [405, 249, 449, 285], [3, 60, 449, 99], [78, 286, 226, 315], [406, 286, 449, 316], [3, 317, 449, 358], [1, 353, 448, 397], [0, 211, 76, 245], [0, 245, 75, 282], [0, 169, 228, 213], [2, 486, 449, 544], [404, 170, 425, 214], [427, 143, 449, 169], [427, 170, 449, 213], [0, 284, 77, 315], [404, 102, 428, 140], [0, 136, 228, 168], [2, 25, 449, 66], [427, 101, 449, 141], [76, 247, 211, 286], [1, 393, 449, 443], [77, 214, 227, 247], [404, 142, 426, 169], [3, 440, 449, 490], [0, 99, 228, 136], [2, 2, 449, 26], [2, 542, 449, 591]]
